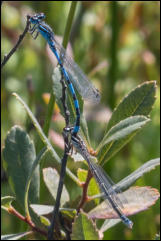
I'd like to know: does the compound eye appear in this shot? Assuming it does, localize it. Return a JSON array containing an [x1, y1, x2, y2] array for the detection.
[[38, 13, 45, 20]]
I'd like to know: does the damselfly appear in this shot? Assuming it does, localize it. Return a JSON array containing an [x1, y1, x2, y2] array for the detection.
[[28, 13, 100, 135]]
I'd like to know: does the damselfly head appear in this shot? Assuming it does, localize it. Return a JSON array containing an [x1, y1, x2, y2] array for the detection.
[[29, 13, 45, 24], [64, 127, 73, 133]]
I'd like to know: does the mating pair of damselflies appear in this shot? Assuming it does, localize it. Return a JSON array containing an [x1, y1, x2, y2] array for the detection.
[[28, 13, 133, 229]]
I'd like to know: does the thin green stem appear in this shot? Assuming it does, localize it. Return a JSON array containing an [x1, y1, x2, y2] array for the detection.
[[62, 1, 78, 49], [107, 2, 119, 109]]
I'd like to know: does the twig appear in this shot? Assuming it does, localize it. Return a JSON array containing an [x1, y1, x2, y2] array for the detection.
[[8, 207, 47, 237], [1, 15, 30, 69], [77, 170, 93, 213]]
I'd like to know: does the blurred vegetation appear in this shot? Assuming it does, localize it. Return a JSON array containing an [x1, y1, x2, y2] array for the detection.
[[1, 1, 160, 240]]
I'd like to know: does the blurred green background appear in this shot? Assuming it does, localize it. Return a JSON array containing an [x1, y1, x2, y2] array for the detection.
[[1, 1, 160, 240]]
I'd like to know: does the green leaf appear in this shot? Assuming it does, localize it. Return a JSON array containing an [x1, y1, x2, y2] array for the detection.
[[1, 232, 32, 240], [77, 168, 88, 182], [106, 81, 156, 132], [52, 67, 65, 115], [94, 158, 160, 199], [80, 115, 91, 147], [98, 115, 150, 151], [115, 158, 160, 192], [30, 204, 54, 216], [30, 204, 76, 219], [43, 167, 69, 206], [39, 216, 50, 226], [71, 212, 100, 240], [98, 81, 156, 164], [1, 196, 15, 211], [2, 126, 40, 208], [61, 208, 77, 219], [12, 93, 60, 164], [77, 168, 100, 205], [12, 93, 79, 185]]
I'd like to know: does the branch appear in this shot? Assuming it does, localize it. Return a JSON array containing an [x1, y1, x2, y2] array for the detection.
[[1, 15, 30, 69], [77, 170, 93, 213], [8, 207, 47, 237]]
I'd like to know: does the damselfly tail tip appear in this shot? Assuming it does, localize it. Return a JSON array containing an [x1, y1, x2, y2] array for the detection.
[[127, 220, 133, 229], [122, 215, 133, 229]]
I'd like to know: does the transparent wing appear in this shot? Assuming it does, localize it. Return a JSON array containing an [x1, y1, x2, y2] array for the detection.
[[71, 132, 133, 228], [54, 38, 100, 104], [87, 159, 125, 209], [71, 135, 127, 208]]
